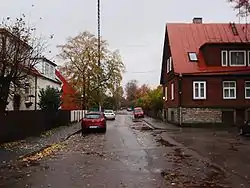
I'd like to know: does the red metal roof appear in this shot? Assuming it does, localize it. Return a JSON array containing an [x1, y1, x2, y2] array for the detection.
[[166, 23, 250, 74], [55, 70, 80, 110]]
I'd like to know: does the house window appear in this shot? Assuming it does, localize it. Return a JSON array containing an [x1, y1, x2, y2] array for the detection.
[[166, 59, 169, 73], [166, 57, 172, 73], [42, 62, 45, 74], [221, 50, 228, 66], [169, 57, 172, 71], [165, 86, 167, 100], [229, 51, 246, 66], [171, 83, 174, 100], [188, 52, 198, 61], [24, 85, 30, 101], [193, 81, 206, 99], [245, 81, 250, 99], [50, 65, 54, 78], [45, 63, 49, 76], [223, 81, 236, 99], [248, 51, 250, 66]]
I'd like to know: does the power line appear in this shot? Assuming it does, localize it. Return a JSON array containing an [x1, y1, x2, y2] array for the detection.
[[124, 69, 159, 74]]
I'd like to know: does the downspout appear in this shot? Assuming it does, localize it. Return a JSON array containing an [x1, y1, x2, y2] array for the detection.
[[178, 73, 182, 126], [34, 75, 37, 111]]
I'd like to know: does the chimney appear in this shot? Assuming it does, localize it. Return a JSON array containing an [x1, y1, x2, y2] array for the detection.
[[193, 17, 202, 24]]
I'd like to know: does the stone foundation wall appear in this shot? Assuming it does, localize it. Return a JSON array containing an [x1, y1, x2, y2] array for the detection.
[[182, 108, 222, 124]]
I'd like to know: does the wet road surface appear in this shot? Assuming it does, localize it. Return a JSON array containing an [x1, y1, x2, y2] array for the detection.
[[0, 114, 246, 187]]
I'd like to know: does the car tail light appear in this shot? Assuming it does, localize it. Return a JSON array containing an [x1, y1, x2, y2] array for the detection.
[[100, 118, 105, 124]]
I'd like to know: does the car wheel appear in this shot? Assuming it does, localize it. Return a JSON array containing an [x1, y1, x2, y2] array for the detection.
[[103, 128, 107, 133], [82, 128, 87, 136]]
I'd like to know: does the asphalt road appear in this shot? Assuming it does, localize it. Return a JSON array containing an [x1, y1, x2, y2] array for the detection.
[[0, 114, 239, 188]]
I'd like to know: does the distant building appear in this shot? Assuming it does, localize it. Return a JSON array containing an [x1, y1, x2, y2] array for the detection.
[[160, 17, 250, 126]]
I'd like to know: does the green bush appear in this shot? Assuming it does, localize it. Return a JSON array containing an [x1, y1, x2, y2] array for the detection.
[[39, 86, 61, 111]]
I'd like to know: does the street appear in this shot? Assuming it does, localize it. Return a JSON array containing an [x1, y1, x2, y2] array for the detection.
[[0, 113, 249, 188]]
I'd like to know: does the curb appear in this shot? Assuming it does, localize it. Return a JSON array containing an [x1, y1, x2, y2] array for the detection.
[[142, 119, 157, 130]]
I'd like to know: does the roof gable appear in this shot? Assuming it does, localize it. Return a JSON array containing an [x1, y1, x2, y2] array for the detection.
[[166, 23, 250, 74]]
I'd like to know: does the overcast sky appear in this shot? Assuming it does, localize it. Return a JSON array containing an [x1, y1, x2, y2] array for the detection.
[[0, 0, 239, 88]]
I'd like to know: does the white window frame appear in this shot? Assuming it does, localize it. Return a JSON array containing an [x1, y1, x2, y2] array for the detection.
[[229, 50, 246, 66], [248, 51, 250, 66], [24, 84, 30, 102], [45, 63, 50, 76], [166, 57, 172, 73], [221, 50, 228, 66], [188, 52, 198, 61], [166, 59, 169, 73], [165, 86, 168, 100], [171, 83, 174, 100], [245, 81, 250, 99], [193, 81, 206, 100], [169, 57, 172, 71], [223, 81, 236, 99]]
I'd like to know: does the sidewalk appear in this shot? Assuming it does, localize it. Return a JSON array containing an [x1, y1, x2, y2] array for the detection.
[[142, 116, 180, 130], [0, 123, 81, 164]]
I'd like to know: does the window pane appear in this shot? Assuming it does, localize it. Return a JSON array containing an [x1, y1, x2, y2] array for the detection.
[[223, 82, 229, 87], [200, 87, 204, 97], [231, 52, 245, 65], [246, 89, 250, 98], [222, 51, 227, 66], [224, 89, 229, 98], [245, 82, 250, 88], [229, 89, 235, 97], [45, 63, 49, 75], [229, 82, 235, 87], [188, 52, 198, 61], [195, 87, 199, 97]]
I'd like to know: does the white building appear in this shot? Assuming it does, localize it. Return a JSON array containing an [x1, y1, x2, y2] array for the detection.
[[6, 57, 62, 111]]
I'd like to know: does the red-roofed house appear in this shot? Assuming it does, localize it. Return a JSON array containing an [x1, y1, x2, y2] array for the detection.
[[160, 17, 250, 126]]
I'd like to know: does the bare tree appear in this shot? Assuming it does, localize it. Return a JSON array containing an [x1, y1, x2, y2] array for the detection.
[[0, 15, 47, 113], [228, 0, 250, 17]]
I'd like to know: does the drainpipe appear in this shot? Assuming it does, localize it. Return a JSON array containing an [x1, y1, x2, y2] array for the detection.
[[178, 73, 183, 126], [34, 75, 38, 111]]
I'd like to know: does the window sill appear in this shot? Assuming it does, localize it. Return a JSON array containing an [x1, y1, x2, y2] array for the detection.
[[223, 98, 236, 100], [193, 98, 206, 100], [229, 64, 246, 67]]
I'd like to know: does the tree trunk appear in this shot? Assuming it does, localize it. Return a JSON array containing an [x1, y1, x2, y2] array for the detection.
[[0, 80, 11, 114]]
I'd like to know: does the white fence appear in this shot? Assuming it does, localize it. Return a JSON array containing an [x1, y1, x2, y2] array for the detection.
[[70, 110, 87, 122]]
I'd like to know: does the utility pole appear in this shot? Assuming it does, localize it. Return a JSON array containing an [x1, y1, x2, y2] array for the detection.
[[97, 0, 101, 111]]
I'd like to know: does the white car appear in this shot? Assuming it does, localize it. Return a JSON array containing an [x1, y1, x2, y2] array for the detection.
[[104, 110, 116, 120]]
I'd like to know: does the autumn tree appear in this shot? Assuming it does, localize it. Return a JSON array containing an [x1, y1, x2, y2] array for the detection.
[[0, 15, 47, 114], [135, 85, 163, 118], [136, 84, 150, 99], [125, 79, 139, 106], [57, 31, 125, 109]]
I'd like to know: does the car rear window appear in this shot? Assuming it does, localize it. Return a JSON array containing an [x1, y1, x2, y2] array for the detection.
[[104, 110, 113, 113], [134, 109, 142, 113], [85, 114, 101, 119]]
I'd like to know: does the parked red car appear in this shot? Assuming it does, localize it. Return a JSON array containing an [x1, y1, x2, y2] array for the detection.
[[81, 112, 106, 134], [133, 107, 144, 118]]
